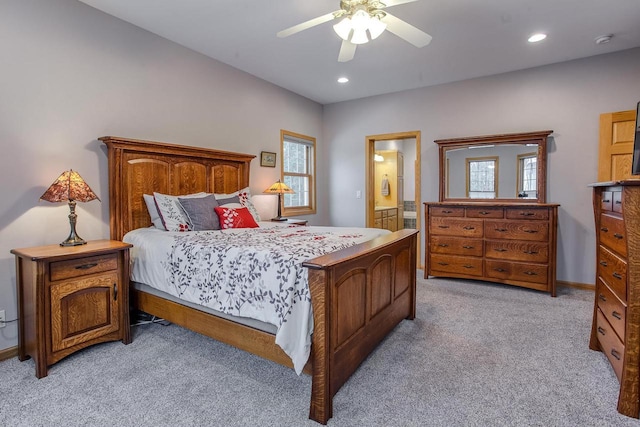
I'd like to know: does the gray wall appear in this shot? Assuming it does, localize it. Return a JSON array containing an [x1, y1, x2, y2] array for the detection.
[[323, 48, 640, 285], [0, 0, 324, 351]]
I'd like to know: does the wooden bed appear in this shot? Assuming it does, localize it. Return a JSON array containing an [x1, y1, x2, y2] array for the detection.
[[101, 136, 419, 424]]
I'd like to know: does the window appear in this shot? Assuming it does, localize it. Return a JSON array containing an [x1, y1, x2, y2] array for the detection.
[[517, 153, 537, 199], [466, 157, 498, 199], [281, 130, 316, 216]]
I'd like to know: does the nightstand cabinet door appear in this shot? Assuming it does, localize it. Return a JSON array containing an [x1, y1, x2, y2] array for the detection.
[[50, 272, 120, 353]]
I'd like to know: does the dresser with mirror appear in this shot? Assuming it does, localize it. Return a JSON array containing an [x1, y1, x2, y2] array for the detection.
[[424, 130, 560, 296]]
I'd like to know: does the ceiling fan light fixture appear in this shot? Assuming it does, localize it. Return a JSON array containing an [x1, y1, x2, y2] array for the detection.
[[351, 28, 369, 44], [333, 17, 353, 41], [368, 16, 387, 40]]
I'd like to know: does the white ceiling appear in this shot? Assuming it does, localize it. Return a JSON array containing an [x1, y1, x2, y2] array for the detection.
[[77, 0, 640, 105]]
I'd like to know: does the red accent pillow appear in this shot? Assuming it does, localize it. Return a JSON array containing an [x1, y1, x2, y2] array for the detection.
[[214, 206, 259, 229]]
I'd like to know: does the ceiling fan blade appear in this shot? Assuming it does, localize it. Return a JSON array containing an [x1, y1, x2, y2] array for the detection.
[[382, 0, 420, 7], [382, 13, 432, 48], [277, 12, 338, 38], [338, 40, 357, 62]]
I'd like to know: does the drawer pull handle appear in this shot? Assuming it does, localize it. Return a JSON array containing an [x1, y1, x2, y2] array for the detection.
[[462, 226, 475, 230], [601, 227, 609, 232], [463, 265, 474, 269], [438, 243, 449, 247], [479, 211, 490, 215], [462, 245, 474, 249], [612, 311, 622, 320], [611, 349, 621, 361], [613, 272, 623, 280], [494, 248, 507, 252], [523, 250, 538, 255], [614, 233, 624, 240], [75, 262, 98, 270], [442, 210, 453, 214], [524, 229, 538, 234], [599, 261, 608, 267], [598, 293, 607, 302], [113, 283, 117, 301], [519, 212, 535, 216], [494, 268, 506, 272], [597, 326, 606, 335], [438, 225, 450, 229], [495, 228, 507, 232], [437, 262, 448, 266], [602, 199, 611, 203], [615, 200, 622, 204], [524, 271, 537, 276]]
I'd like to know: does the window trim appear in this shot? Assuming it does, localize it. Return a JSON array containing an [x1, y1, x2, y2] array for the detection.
[[280, 129, 316, 217], [465, 156, 499, 198]]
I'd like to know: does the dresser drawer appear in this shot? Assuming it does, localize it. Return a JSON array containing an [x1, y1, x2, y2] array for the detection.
[[429, 254, 483, 276], [597, 245, 627, 302], [50, 253, 119, 282], [485, 240, 549, 263], [485, 260, 548, 284], [601, 191, 613, 212], [599, 214, 626, 257], [596, 308, 624, 382], [430, 206, 464, 217], [430, 236, 483, 257], [430, 217, 483, 237], [484, 220, 549, 242], [612, 191, 623, 214], [596, 278, 626, 342], [466, 207, 503, 218], [505, 208, 549, 220]]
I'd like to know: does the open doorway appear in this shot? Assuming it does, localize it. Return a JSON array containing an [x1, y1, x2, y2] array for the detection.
[[366, 131, 421, 265]]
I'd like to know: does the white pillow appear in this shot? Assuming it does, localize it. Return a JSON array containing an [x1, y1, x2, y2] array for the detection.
[[153, 192, 207, 231], [143, 194, 165, 229], [214, 187, 261, 222]]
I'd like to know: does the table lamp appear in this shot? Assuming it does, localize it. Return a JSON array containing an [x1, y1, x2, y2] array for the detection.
[[40, 169, 100, 246], [264, 180, 294, 221]]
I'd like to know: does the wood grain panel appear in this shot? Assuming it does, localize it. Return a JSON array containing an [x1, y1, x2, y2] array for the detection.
[[598, 245, 628, 301], [430, 217, 483, 237], [430, 254, 483, 276], [485, 260, 548, 285], [335, 270, 367, 348], [393, 247, 411, 299], [370, 257, 392, 318], [598, 110, 636, 181], [173, 161, 207, 194], [600, 214, 627, 258], [50, 253, 117, 281], [597, 278, 627, 342], [125, 157, 170, 230], [596, 308, 625, 381], [430, 236, 483, 257], [211, 164, 242, 193]]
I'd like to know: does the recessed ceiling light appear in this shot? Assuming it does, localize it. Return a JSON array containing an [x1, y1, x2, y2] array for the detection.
[[528, 33, 547, 43], [337, 77, 349, 83]]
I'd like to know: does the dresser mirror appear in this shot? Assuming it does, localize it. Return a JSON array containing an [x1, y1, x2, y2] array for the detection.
[[435, 130, 552, 203]]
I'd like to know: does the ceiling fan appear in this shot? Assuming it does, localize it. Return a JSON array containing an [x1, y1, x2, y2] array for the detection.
[[277, 0, 432, 62]]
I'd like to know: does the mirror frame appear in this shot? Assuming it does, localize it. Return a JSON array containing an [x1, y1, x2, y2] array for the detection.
[[435, 130, 553, 203]]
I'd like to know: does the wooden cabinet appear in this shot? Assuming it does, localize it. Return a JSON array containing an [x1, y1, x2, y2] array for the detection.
[[597, 110, 637, 182], [424, 202, 559, 296], [11, 240, 132, 378], [374, 207, 398, 232], [589, 181, 640, 418]]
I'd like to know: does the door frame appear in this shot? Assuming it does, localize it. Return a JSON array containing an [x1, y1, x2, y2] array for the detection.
[[366, 131, 421, 265]]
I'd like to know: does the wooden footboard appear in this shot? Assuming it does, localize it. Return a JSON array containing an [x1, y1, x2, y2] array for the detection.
[[304, 228, 418, 424]]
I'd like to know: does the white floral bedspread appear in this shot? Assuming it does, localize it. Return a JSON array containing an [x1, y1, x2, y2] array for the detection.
[[123, 223, 390, 374]]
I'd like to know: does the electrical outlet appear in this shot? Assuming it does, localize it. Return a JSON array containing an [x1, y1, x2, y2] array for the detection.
[[0, 310, 5, 328]]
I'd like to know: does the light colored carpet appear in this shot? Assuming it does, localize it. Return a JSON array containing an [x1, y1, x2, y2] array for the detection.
[[0, 275, 636, 426]]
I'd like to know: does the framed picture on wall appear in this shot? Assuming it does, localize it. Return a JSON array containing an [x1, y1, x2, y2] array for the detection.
[[261, 151, 276, 167]]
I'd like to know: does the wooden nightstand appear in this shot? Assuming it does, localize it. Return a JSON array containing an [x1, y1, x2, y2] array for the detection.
[[11, 240, 132, 378]]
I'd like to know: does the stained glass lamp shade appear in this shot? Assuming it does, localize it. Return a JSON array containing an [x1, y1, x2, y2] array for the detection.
[[263, 180, 294, 221]]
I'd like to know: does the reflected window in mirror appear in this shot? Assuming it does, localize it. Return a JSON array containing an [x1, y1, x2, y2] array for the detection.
[[517, 153, 537, 199], [466, 156, 498, 199]]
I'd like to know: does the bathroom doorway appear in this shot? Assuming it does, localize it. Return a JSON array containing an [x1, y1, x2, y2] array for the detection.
[[366, 131, 421, 265]]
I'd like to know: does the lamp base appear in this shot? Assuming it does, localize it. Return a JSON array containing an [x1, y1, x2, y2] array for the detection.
[[271, 217, 288, 222], [60, 236, 88, 247]]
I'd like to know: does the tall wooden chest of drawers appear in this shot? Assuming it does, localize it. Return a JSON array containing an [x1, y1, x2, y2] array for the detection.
[[424, 202, 559, 296], [589, 180, 640, 418]]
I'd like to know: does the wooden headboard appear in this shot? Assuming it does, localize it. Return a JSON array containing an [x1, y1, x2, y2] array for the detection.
[[101, 136, 255, 241]]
